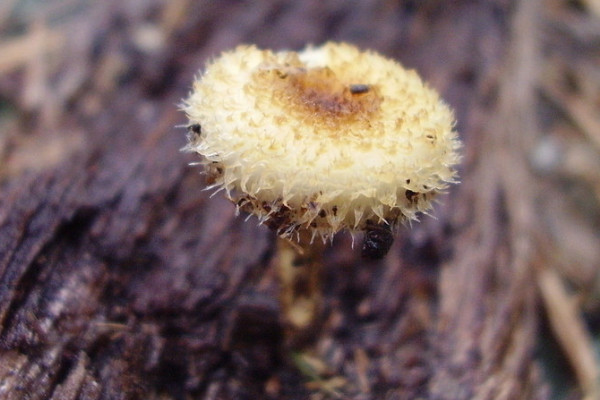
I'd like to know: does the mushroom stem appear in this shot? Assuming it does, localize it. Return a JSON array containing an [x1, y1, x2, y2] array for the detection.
[[275, 230, 325, 341]]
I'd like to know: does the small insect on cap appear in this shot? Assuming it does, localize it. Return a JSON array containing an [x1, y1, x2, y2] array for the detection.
[[184, 42, 461, 242]]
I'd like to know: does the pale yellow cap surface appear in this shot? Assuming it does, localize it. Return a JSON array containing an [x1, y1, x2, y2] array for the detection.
[[184, 42, 461, 240]]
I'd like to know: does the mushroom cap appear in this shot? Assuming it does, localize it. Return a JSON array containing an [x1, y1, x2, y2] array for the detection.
[[184, 42, 461, 240]]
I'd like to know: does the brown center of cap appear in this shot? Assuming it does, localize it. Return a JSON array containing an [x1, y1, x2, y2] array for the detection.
[[256, 66, 382, 137]]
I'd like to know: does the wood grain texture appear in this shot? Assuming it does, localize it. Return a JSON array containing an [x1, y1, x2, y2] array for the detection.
[[3, 0, 598, 398]]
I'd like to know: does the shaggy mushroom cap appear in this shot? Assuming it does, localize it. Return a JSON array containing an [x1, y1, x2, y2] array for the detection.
[[184, 42, 461, 241]]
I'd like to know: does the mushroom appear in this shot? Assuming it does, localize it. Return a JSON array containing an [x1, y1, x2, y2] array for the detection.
[[183, 42, 461, 334]]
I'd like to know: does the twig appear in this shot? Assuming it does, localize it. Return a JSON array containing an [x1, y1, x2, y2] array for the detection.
[[537, 266, 600, 400]]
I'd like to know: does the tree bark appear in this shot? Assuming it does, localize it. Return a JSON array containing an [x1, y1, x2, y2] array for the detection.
[[2, 0, 596, 398]]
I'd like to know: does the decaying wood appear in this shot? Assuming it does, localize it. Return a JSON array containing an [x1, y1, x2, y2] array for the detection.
[[1, 1, 599, 399]]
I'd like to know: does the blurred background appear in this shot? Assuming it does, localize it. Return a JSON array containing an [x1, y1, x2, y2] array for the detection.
[[0, 1, 599, 399]]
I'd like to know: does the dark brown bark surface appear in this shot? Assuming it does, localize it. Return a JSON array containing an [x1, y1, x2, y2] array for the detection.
[[1, 1, 599, 399]]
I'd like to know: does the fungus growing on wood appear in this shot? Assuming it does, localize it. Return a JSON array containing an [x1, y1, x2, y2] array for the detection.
[[183, 42, 461, 332], [184, 42, 460, 244]]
